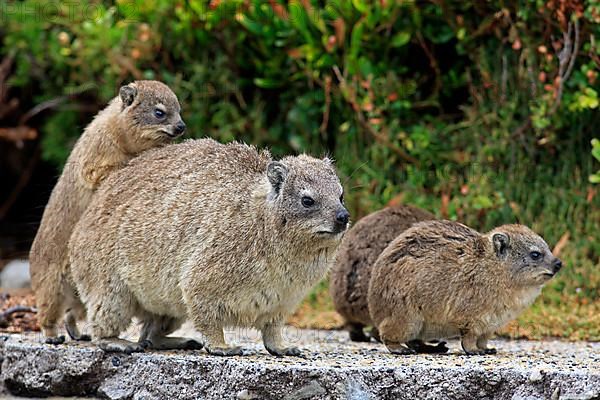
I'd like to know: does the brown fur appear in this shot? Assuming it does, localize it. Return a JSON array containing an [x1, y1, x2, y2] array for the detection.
[[68, 138, 349, 356], [329, 206, 434, 341], [29, 81, 185, 343], [368, 220, 562, 355]]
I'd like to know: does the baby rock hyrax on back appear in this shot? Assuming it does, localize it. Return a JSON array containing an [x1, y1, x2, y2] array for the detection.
[[69, 138, 349, 356], [29, 80, 185, 344], [330, 206, 434, 342], [368, 220, 562, 355]]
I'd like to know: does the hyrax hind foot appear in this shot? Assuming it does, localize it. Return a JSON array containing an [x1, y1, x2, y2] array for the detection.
[[145, 336, 204, 351], [206, 345, 244, 356], [265, 346, 302, 357], [461, 336, 497, 356], [65, 310, 91, 341], [98, 338, 147, 354], [65, 324, 91, 342], [261, 321, 302, 357], [407, 339, 449, 354], [462, 349, 496, 356], [385, 342, 417, 355], [347, 322, 370, 342]]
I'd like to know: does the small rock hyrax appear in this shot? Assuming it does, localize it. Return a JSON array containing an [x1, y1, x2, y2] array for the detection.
[[29, 80, 185, 344], [68, 138, 349, 356], [368, 220, 562, 355], [330, 206, 434, 343]]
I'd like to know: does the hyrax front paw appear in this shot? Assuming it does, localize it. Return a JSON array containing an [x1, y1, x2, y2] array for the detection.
[[144, 337, 204, 351], [463, 349, 496, 356], [386, 343, 417, 355], [266, 346, 302, 357], [98, 339, 146, 354], [407, 340, 449, 354], [78, 334, 92, 342], [45, 335, 66, 345], [206, 345, 244, 356]]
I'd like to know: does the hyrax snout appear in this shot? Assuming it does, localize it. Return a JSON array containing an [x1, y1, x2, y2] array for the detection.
[[368, 220, 561, 355], [69, 138, 348, 356], [29, 80, 184, 345]]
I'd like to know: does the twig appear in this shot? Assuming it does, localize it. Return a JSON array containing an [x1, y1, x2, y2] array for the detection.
[[332, 66, 418, 164], [589, 34, 600, 68], [319, 75, 332, 135], [18, 96, 68, 125], [415, 32, 442, 97], [550, 18, 580, 114], [512, 17, 580, 140], [0, 126, 37, 147], [0, 306, 37, 328], [0, 55, 14, 105], [18, 83, 97, 124]]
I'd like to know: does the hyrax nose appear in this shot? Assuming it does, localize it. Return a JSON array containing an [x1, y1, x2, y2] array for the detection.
[[175, 120, 186, 135], [552, 258, 563, 273], [335, 209, 350, 226]]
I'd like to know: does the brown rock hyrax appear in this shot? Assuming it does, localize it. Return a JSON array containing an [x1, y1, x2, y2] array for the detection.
[[29, 80, 185, 344], [368, 220, 562, 355], [68, 138, 349, 356], [330, 206, 434, 343]]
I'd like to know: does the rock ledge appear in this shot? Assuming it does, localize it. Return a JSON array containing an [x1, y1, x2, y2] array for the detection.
[[1, 329, 598, 400]]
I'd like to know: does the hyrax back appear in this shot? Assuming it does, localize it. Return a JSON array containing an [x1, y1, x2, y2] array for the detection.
[[69, 138, 349, 356], [29, 80, 185, 344], [330, 206, 434, 342], [368, 220, 562, 355]]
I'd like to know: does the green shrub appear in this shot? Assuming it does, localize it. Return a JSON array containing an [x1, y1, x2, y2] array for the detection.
[[2, 0, 598, 312]]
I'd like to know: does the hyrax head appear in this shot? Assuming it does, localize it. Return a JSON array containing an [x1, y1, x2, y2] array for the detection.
[[266, 155, 349, 242], [487, 224, 562, 286], [118, 80, 186, 151]]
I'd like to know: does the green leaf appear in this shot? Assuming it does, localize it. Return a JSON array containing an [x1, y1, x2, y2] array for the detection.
[[592, 139, 600, 162], [349, 19, 365, 67], [352, 0, 368, 13], [391, 31, 411, 47], [253, 77, 282, 88]]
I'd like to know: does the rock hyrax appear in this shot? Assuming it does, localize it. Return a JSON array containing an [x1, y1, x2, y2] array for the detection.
[[330, 206, 434, 342], [69, 138, 349, 356], [29, 80, 185, 344], [368, 220, 562, 355]]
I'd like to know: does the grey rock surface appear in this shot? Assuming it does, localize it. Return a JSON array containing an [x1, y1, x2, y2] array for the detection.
[[0, 327, 598, 400], [0, 260, 30, 289]]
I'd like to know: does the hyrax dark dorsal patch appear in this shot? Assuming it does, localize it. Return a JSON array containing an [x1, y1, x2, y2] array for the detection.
[[329, 205, 435, 342]]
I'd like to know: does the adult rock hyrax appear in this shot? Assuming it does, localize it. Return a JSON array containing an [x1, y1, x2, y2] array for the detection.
[[330, 206, 434, 343], [68, 138, 349, 356], [368, 220, 562, 355], [29, 80, 185, 344]]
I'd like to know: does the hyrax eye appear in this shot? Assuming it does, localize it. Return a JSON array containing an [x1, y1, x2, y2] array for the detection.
[[301, 196, 315, 208], [530, 251, 542, 260], [154, 109, 166, 119], [340, 193, 344, 204]]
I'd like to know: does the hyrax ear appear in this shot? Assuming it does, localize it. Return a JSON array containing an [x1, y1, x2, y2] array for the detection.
[[119, 84, 137, 108], [492, 233, 510, 257], [267, 161, 288, 195]]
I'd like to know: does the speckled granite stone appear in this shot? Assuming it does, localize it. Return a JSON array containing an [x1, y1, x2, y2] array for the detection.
[[1, 327, 598, 399]]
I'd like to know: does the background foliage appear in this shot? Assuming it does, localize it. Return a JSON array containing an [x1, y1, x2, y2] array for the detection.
[[1, 0, 598, 339]]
